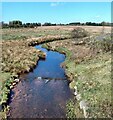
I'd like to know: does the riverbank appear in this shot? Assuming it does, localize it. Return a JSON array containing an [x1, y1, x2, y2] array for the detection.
[[41, 34, 112, 118], [0, 26, 111, 119], [0, 41, 46, 119]]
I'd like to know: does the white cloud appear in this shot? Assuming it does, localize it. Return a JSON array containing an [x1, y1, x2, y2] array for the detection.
[[50, 2, 59, 7]]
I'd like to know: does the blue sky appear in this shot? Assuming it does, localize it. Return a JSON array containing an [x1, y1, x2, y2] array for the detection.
[[2, 2, 111, 24]]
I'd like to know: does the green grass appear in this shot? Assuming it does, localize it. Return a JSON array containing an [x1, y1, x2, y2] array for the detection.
[[47, 43, 111, 118], [2, 28, 70, 41], [0, 72, 12, 119], [69, 52, 111, 118], [66, 99, 76, 118], [0, 72, 13, 105], [2, 34, 28, 40], [0, 72, 11, 89]]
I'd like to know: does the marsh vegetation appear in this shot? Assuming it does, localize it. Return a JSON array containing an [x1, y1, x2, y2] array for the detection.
[[0, 26, 112, 119]]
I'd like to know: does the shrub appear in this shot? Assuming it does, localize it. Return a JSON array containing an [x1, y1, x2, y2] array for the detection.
[[71, 27, 89, 38], [90, 36, 112, 53]]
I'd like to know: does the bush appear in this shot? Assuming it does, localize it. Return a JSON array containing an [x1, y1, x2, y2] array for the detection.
[[90, 36, 112, 53], [71, 27, 89, 38]]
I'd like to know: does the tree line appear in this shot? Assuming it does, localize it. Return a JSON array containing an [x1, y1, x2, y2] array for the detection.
[[0, 20, 111, 28]]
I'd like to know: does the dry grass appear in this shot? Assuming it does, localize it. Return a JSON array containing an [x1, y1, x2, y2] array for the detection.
[[2, 26, 111, 41], [2, 40, 45, 74]]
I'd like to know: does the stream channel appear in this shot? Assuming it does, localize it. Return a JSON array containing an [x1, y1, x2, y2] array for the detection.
[[8, 45, 73, 118]]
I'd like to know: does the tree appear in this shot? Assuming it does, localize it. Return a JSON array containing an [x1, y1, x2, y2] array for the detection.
[[86, 22, 92, 26], [9, 20, 22, 28], [26, 23, 30, 27], [69, 22, 81, 26], [43, 22, 52, 26], [36, 23, 41, 26], [101, 21, 107, 26], [29, 23, 34, 28], [22, 23, 27, 28]]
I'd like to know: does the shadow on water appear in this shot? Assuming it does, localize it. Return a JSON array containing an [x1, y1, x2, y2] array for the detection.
[[8, 45, 73, 118]]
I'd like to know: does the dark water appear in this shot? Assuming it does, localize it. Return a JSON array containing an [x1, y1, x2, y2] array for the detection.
[[8, 45, 72, 118]]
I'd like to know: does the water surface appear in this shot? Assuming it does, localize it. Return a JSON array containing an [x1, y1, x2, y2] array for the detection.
[[8, 45, 72, 118]]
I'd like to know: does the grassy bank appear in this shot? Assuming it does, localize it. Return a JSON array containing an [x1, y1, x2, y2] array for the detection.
[[74, 52, 111, 118], [41, 33, 112, 118]]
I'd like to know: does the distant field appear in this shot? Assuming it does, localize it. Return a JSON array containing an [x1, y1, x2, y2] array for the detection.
[[2, 26, 111, 41]]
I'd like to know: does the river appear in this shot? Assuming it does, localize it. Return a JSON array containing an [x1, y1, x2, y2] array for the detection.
[[8, 45, 72, 118]]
